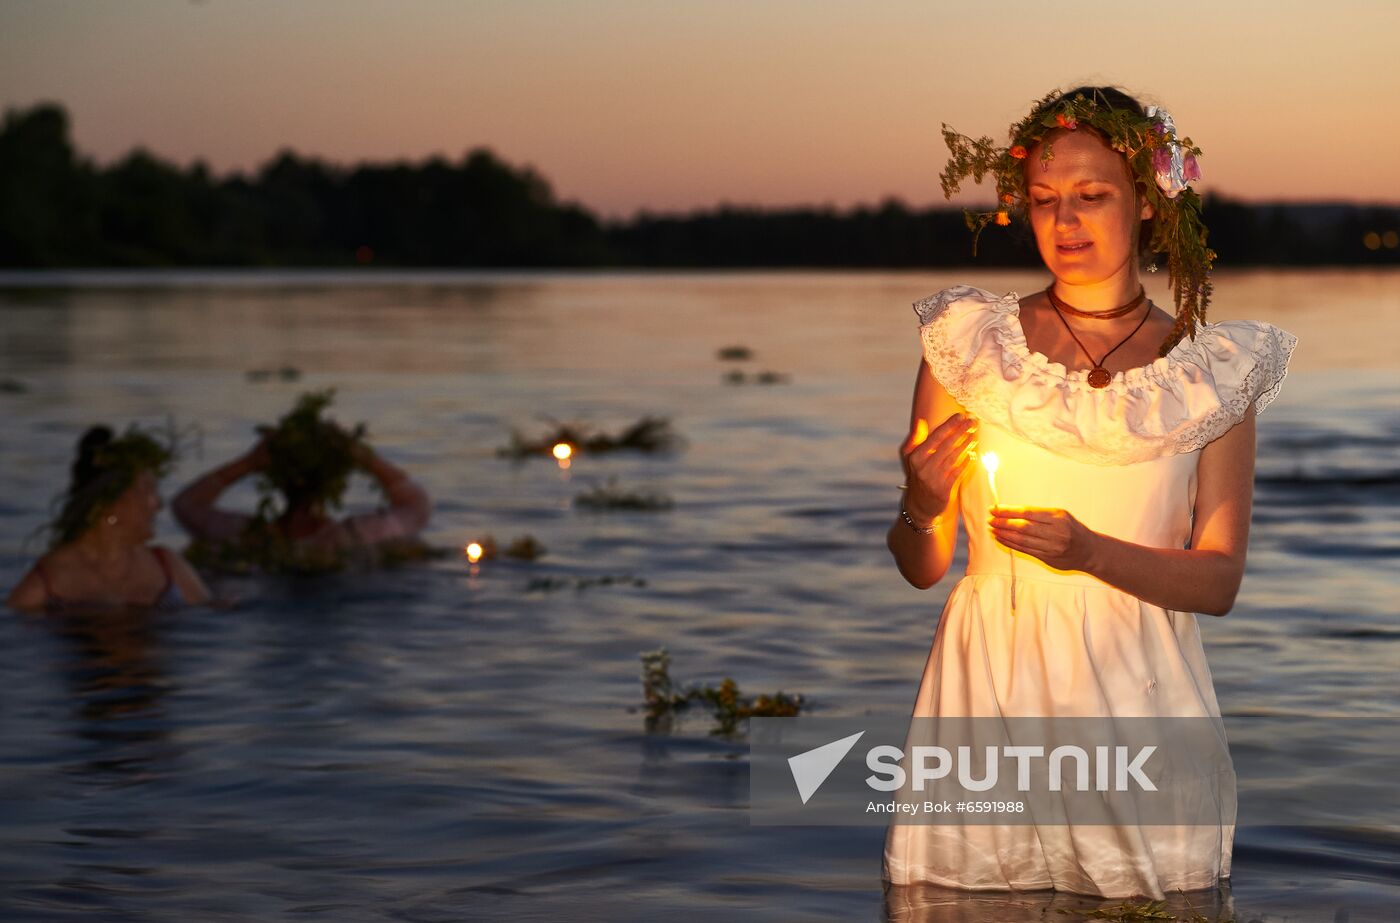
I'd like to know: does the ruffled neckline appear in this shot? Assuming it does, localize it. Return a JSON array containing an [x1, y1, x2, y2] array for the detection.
[[987, 289, 1195, 392], [913, 283, 1299, 464]]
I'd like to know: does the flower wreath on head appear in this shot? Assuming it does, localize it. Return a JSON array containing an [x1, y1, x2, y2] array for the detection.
[[938, 88, 1214, 357]]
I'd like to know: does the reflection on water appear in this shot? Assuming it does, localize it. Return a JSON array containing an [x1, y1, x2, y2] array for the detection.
[[0, 270, 1397, 921], [884, 880, 1235, 923], [50, 607, 175, 782]]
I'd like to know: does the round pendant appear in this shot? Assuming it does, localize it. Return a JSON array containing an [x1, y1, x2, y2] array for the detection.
[[1087, 367, 1112, 388]]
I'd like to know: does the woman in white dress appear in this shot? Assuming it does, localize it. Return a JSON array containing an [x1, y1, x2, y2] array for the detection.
[[882, 85, 1296, 901]]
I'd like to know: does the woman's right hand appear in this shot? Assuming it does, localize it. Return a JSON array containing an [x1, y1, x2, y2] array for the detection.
[[901, 412, 978, 522]]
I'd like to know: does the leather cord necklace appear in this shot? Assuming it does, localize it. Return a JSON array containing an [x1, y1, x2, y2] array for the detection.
[[1044, 283, 1145, 319], [1045, 286, 1152, 388]]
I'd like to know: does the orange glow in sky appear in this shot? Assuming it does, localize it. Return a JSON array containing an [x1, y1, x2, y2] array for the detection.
[[3, 0, 1398, 220]]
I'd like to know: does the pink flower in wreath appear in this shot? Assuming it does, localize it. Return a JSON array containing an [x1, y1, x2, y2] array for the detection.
[[1183, 154, 1202, 182]]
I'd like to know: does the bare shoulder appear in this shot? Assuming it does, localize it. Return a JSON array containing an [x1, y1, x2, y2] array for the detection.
[[40, 544, 80, 570], [6, 551, 58, 611]]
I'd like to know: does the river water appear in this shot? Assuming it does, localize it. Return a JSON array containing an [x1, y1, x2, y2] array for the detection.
[[0, 269, 1396, 921]]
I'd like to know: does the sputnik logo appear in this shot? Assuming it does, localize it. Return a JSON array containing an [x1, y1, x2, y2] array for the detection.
[[788, 732, 865, 804]]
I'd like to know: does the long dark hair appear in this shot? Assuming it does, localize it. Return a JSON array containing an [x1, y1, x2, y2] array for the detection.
[[48, 425, 172, 548]]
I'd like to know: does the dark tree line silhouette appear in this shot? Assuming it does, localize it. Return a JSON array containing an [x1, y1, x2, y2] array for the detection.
[[2, 103, 1397, 269]]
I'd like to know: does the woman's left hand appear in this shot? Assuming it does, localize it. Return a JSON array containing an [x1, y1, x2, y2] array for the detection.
[[988, 506, 1100, 573]]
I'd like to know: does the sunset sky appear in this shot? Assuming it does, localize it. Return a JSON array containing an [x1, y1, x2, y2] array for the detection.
[[3, 0, 1398, 220]]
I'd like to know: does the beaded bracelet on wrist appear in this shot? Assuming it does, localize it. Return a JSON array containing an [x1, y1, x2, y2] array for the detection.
[[897, 485, 941, 535]]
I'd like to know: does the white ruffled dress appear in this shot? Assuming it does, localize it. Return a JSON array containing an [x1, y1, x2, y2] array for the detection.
[[882, 284, 1298, 899]]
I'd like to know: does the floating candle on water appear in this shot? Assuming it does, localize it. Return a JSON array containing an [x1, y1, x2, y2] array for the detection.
[[465, 542, 484, 564], [552, 441, 573, 471]]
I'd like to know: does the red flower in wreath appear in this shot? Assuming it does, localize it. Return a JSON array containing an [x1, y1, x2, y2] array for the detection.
[[995, 211, 1011, 226], [1009, 145, 1028, 160], [1056, 113, 1078, 130]]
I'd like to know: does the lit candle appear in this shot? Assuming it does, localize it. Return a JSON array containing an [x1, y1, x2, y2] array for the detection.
[[552, 442, 573, 470], [981, 450, 1001, 507], [465, 542, 484, 564], [979, 449, 1016, 617]]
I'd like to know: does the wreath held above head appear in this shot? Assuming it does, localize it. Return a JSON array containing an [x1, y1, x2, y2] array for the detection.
[[256, 389, 369, 517]]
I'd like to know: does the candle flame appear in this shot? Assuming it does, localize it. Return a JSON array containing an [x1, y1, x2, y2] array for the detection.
[[465, 542, 483, 563], [980, 450, 1002, 509], [552, 442, 573, 460]]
